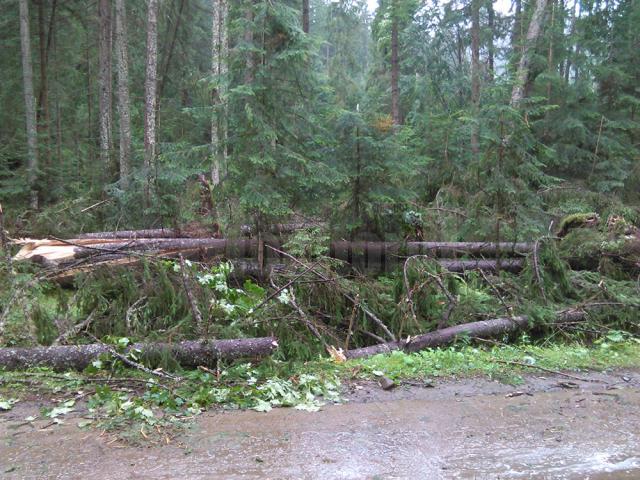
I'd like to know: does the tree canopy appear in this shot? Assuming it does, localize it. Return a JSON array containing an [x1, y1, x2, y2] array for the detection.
[[1, 0, 638, 239]]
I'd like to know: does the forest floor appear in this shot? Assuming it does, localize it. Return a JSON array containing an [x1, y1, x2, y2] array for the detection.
[[1, 368, 639, 479]]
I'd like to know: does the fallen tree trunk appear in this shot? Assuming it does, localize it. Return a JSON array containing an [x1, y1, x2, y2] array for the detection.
[[15, 238, 242, 265], [240, 222, 324, 236], [345, 310, 585, 359], [439, 258, 523, 273], [0, 336, 278, 371], [50, 258, 522, 285], [76, 228, 188, 239], [330, 241, 532, 262], [16, 237, 531, 269]]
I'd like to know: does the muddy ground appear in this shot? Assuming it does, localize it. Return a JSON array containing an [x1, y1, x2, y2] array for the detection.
[[1, 369, 639, 479]]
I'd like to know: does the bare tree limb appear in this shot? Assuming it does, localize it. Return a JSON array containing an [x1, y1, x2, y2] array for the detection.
[[266, 245, 397, 342]]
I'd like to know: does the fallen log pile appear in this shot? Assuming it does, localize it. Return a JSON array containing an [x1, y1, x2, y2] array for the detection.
[[12, 231, 532, 281], [0, 309, 586, 369], [0, 337, 278, 371]]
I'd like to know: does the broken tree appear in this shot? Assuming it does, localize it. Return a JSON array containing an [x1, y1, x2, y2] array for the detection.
[[345, 310, 586, 359]]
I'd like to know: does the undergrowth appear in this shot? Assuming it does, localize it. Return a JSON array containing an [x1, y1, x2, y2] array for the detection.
[[1, 217, 640, 443], [1, 238, 639, 355], [1, 336, 639, 443]]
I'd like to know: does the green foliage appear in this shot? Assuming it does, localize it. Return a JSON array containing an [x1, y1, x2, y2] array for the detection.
[[346, 339, 640, 381], [283, 227, 330, 258], [558, 228, 603, 270], [1, 0, 638, 241]]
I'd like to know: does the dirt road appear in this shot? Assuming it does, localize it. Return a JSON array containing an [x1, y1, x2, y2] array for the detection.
[[1, 370, 639, 479]]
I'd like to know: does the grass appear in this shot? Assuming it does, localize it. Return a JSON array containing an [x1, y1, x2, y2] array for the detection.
[[341, 336, 640, 385], [345, 334, 640, 378]]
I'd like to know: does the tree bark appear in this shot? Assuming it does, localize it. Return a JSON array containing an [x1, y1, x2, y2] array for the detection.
[[36, 0, 56, 174], [77, 228, 192, 239], [346, 310, 585, 359], [19, 0, 39, 210], [244, 0, 255, 85], [85, 24, 94, 179], [390, 0, 401, 126], [219, 0, 228, 180], [486, 0, 495, 78], [0, 337, 279, 371], [546, 0, 556, 102], [16, 236, 532, 280], [302, 0, 310, 33], [470, 0, 481, 160], [114, 0, 132, 190], [564, 0, 577, 83], [157, 0, 187, 101], [211, 0, 228, 189], [510, 0, 522, 56], [510, 0, 549, 107], [330, 241, 532, 258], [144, 0, 159, 206], [98, 0, 114, 177], [439, 258, 523, 273]]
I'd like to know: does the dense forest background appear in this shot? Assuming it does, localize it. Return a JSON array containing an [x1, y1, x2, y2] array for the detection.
[[1, 0, 639, 240]]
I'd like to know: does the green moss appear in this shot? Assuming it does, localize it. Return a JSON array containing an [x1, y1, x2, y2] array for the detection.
[[557, 212, 600, 237], [558, 228, 604, 270]]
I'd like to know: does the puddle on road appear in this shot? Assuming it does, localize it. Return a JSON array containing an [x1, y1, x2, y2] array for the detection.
[[451, 445, 640, 479]]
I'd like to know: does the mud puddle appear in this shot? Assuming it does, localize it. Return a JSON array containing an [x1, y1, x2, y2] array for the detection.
[[1, 370, 639, 479]]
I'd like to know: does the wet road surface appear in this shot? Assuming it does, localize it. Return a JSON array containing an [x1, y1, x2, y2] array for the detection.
[[1, 370, 639, 479]]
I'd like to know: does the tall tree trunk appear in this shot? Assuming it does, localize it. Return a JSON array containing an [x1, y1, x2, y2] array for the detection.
[[244, 1, 255, 85], [471, 0, 481, 160], [144, 0, 159, 206], [114, 0, 131, 190], [220, 0, 228, 177], [19, 0, 39, 210], [486, 0, 495, 78], [302, 0, 310, 33], [564, 0, 577, 83], [52, 18, 62, 171], [211, 0, 220, 187], [85, 25, 93, 182], [546, 0, 556, 102], [390, 1, 400, 126], [36, 0, 47, 128], [353, 121, 361, 228], [510, 0, 522, 71], [211, 0, 228, 192], [98, 0, 113, 179], [158, 0, 187, 102], [510, 0, 549, 107], [36, 0, 53, 175]]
